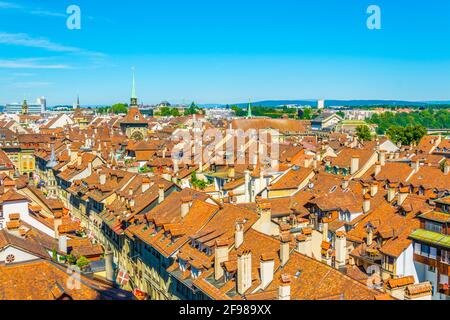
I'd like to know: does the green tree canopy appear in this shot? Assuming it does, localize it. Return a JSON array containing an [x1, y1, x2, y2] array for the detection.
[[184, 102, 202, 115], [386, 125, 427, 146], [356, 125, 373, 142], [369, 109, 450, 134], [76, 256, 91, 270], [111, 103, 129, 114]]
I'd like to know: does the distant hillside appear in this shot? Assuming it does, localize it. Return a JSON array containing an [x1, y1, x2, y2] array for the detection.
[[232, 100, 439, 108]]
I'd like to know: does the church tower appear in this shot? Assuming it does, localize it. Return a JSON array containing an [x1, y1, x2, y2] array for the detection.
[[22, 98, 29, 115], [130, 67, 138, 107], [119, 68, 148, 141]]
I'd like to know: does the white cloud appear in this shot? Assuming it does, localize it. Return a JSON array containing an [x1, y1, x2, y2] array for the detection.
[[0, 58, 71, 69], [29, 10, 66, 18], [0, 32, 105, 58], [0, 32, 80, 52], [0, 1, 21, 9], [0, 2, 65, 18]]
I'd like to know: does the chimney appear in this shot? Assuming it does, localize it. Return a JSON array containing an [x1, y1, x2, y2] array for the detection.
[[351, 156, 360, 175], [235, 221, 244, 249], [412, 159, 420, 173], [142, 177, 151, 193], [214, 240, 229, 281], [363, 194, 371, 213], [398, 187, 409, 206], [258, 202, 272, 233], [260, 254, 275, 289], [322, 220, 329, 241], [54, 214, 62, 238], [99, 173, 106, 185], [128, 187, 133, 196], [129, 198, 135, 208], [444, 161, 450, 175], [58, 234, 67, 254], [228, 165, 235, 180], [280, 227, 291, 266], [173, 158, 179, 174], [387, 184, 397, 202], [335, 231, 347, 268], [271, 158, 279, 171], [374, 162, 382, 176], [278, 274, 291, 300], [237, 250, 252, 295], [181, 196, 192, 218], [370, 182, 378, 197], [244, 170, 251, 202], [379, 151, 386, 166], [158, 184, 165, 203], [313, 159, 318, 169], [295, 234, 312, 258], [77, 154, 82, 166], [105, 245, 114, 282], [366, 226, 373, 246], [341, 177, 349, 189]]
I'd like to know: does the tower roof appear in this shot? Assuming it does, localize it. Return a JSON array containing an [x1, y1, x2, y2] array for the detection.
[[130, 67, 138, 107]]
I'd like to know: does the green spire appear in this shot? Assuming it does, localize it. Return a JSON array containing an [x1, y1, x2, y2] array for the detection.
[[130, 67, 138, 106], [247, 99, 252, 118]]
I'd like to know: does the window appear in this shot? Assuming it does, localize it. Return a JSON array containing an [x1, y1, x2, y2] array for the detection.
[[425, 221, 443, 233], [421, 244, 430, 256], [414, 242, 421, 255], [430, 247, 437, 259], [441, 250, 450, 264]]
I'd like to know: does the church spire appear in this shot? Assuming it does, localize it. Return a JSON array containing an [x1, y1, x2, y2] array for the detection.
[[130, 67, 138, 107], [247, 99, 252, 118]]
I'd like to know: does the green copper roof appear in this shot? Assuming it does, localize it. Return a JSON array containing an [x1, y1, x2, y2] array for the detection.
[[409, 229, 450, 249], [247, 100, 252, 118]]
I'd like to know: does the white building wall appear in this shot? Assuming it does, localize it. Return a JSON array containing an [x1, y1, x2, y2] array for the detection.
[[3, 200, 55, 237], [0, 247, 40, 263], [395, 244, 419, 281]]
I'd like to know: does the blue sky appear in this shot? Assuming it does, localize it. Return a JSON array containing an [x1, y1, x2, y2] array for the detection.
[[0, 0, 449, 105]]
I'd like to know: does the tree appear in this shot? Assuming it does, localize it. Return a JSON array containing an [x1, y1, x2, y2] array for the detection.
[[386, 125, 427, 146], [111, 103, 128, 114], [184, 102, 202, 115], [369, 109, 450, 134], [301, 108, 312, 120], [190, 171, 207, 190], [76, 256, 91, 270], [336, 111, 345, 119], [356, 125, 373, 142], [170, 108, 180, 117], [52, 248, 58, 262], [66, 254, 77, 265]]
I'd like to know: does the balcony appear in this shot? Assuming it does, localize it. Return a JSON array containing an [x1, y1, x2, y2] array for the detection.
[[438, 284, 450, 297], [360, 248, 383, 264]]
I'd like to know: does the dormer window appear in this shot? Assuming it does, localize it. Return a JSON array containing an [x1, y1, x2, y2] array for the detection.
[[191, 267, 201, 279], [179, 259, 187, 272], [135, 115, 139, 121]]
